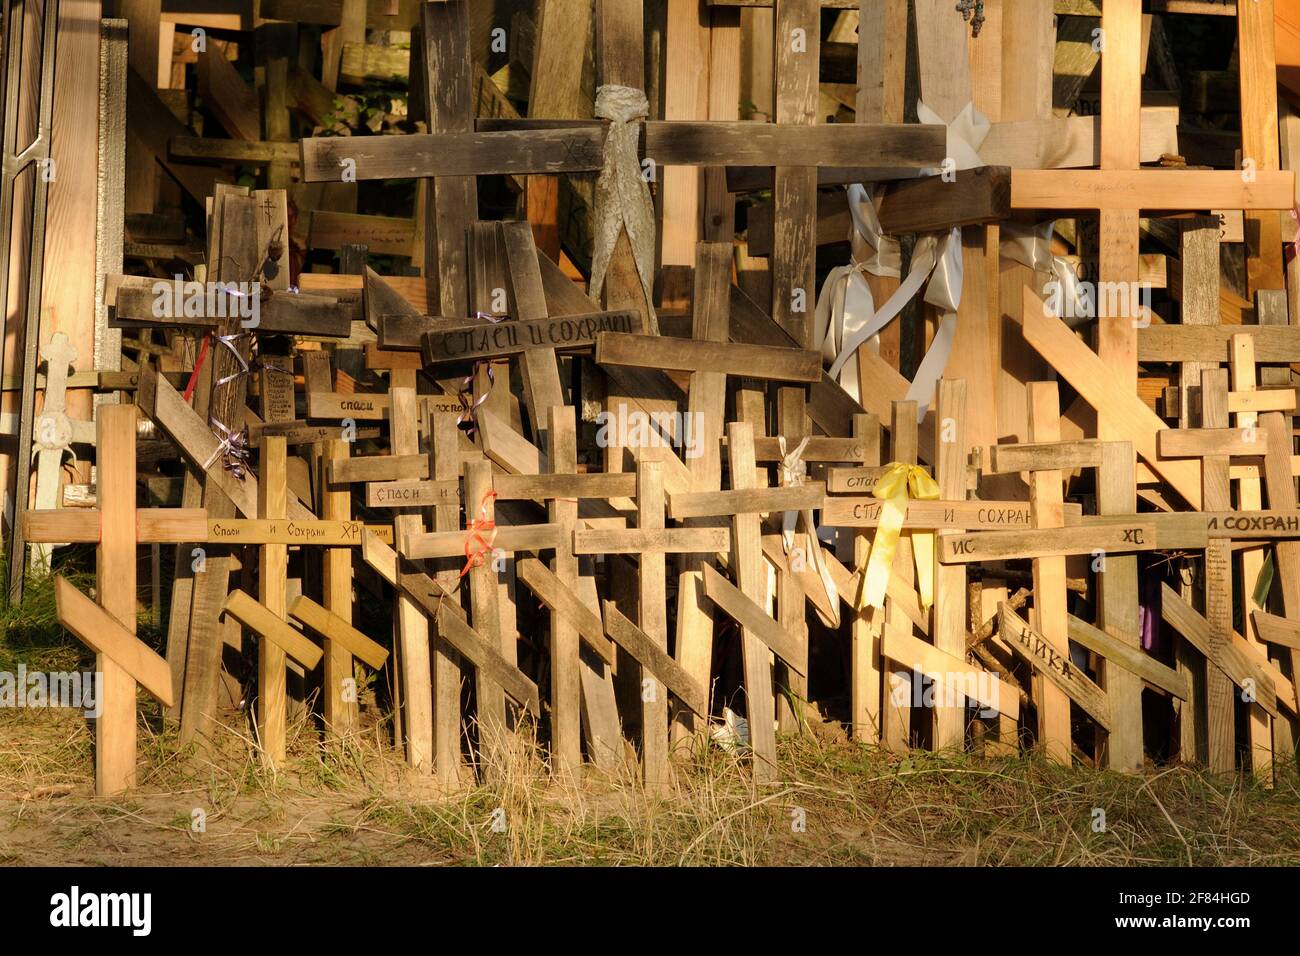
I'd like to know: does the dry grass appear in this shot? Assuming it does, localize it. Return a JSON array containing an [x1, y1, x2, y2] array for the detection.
[[4, 695, 1300, 866]]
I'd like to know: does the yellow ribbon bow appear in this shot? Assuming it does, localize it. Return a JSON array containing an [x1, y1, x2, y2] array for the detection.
[[860, 462, 940, 611]]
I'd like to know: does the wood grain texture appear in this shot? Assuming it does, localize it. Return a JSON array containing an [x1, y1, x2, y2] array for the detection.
[[726, 421, 778, 783]]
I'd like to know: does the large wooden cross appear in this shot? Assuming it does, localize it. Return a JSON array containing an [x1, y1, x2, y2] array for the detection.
[[27, 406, 195, 794], [1012, 0, 1294, 463]]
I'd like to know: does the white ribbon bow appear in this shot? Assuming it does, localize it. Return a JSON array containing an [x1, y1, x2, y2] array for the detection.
[[818, 99, 990, 422], [1000, 221, 1090, 329]]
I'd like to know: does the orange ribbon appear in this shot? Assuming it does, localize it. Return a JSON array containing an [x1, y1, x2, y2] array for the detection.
[[460, 489, 499, 577]]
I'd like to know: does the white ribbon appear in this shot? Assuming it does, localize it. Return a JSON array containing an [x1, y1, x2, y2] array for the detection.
[[819, 99, 990, 422], [778, 435, 840, 629], [999, 221, 1089, 329], [588, 85, 657, 330]]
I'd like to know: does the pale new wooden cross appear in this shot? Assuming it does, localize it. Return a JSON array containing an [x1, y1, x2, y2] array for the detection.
[[28, 406, 195, 795], [29, 333, 97, 571]]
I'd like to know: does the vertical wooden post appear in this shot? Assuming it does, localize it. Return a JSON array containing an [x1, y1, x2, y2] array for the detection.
[[548, 406, 582, 776], [637, 455, 668, 789], [727, 421, 778, 784], [1200, 368, 1237, 774], [1097, 441, 1144, 772], [258, 436, 288, 765], [851, 412, 883, 741], [1175, 217, 1217, 763], [1238, 0, 1284, 296], [96, 405, 138, 795], [882, 401, 917, 751], [465, 458, 507, 767], [321, 438, 358, 735], [417, 0, 476, 316], [429, 406, 464, 787], [1229, 333, 1273, 778], [1096, 0, 1142, 413], [392, 388, 433, 772], [932, 380, 967, 750], [1027, 382, 1071, 764]]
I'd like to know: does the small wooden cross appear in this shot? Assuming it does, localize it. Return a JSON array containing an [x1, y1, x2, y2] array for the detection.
[[29, 333, 97, 571]]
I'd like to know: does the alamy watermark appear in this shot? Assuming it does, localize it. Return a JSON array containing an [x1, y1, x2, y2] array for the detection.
[[889, 668, 1000, 719], [151, 275, 261, 328], [595, 403, 705, 460], [1044, 278, 1153, 326], [0, 665, 103, 718]]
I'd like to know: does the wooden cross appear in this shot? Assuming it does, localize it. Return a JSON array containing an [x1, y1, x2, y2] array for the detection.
[[1011, 0, 1294, 454], [30, 406, 193, 794], [29, 333, 97, 570], [506, 462, 634, 772], [1157, 368, 1275, 772], [988, 435, 1145, 771]]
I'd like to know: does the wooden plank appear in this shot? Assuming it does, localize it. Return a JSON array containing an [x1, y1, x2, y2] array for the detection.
[[823, 498, 1037, 529], [702, 564, 804, 674], [726, 420, 778, 782], [1011, 169, 1295, 210], [112, 284, 354, 337], [939, 523, 1159, 562], [388, 388, 433, 772], [548, 408, 582, 777], [932, 379, 967, 749], [289, 595, 388, 670], [1252, 611, 1300, 652], [601, 602, 708, 718], [1026, 382, 1073, 761], [1201, 369, 1246, 770], [423, 309, 641, 364], [197, 47, 260, 141], [403, 523, 562, 560], [206, 519, 381, 546], [320, 439, 359, 734], [1139, 325, 1300, 362], [1022, 287, 1203, 507], [436, 605, 541, 715], [636, 456, 669, 789], [427, 405, 466, 786], [1162, 584, 1281, 719], [417, 0, 476, 317], [55, 577, 174, 708], [1239, 0, 1285, 295], [329, 454, 429, 484], [495, 472, 637, 501], [882, 627, 1019, 722], [573, 527, 730, 554], [223, 589, 324, 671], [516, 557, 616, 666], [1000, 604, 1110, 731], [1096, 441, 1145, 771], [26, 508, 208, 544], [595, 331, 821, 382], [366, 479, 460, 508], [1229, 331, 1273, 779], [500, 220, 566, 449], [464, 459, 508, 741], [1068, 614, 1189, 701], [667, 483, 824, 519], [256, 437, 290, 763]]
